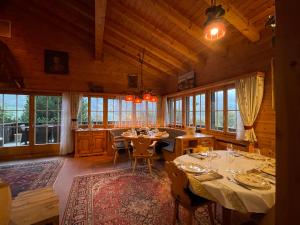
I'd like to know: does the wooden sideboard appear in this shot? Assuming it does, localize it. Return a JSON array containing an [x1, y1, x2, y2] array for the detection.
[[74, 129, 107, 157], [175, 133, 215, 157]]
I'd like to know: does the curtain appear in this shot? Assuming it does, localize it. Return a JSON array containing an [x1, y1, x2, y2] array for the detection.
[[235, 74, 264, 142], [162, 96, 169, 127], [60, 92, 82, 155]]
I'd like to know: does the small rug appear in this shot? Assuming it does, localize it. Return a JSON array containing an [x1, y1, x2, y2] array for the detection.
[[62, 167, 217, 225], [0, 158, 64, 197]]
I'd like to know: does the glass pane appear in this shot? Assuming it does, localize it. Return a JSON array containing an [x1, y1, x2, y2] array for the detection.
[[48, 111, 59, 124], [35, 96, 47, 110], [4, 111, 16, 123], [4, 94, 16, 110], [201, 94, 205, 110], [0, 94, 3, 110], [217, 111, 224, 130], [195, 95, 200, 111], [228, 111, 237, 131], [201, 111, 206, 127], [228, 89, 237, 110], [36, 111, 47, 125], [48, 125, 58, 143], [35, 126, 46, 144], [217, 91, 224, 110], [17, 95, 28, 110], [0, 125, 3, 147]]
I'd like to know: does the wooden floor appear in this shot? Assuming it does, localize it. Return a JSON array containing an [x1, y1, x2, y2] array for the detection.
[[53, 154, 132, 223]]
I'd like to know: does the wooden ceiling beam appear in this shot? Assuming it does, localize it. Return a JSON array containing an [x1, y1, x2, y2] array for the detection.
[[106, 20, 188, 73], [104, 34, 175, 77], [148, 0, 227, 54], [110, 2, 202, 65], [95, 0, 107, 60], [203, 0, 260, 42], [103, 43, 168, 83]]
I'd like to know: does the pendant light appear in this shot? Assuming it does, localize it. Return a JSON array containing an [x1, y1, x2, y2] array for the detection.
[[203, 0, 226, 41], [125, 49, 158, 103]]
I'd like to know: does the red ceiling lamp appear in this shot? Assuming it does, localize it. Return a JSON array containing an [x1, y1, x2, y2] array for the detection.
[[125, 95, 134, 102], [134, 97, 142, 104], [143, 92, 152, 101], [149, 95, 158, 103], [203, 1, 226, 41]]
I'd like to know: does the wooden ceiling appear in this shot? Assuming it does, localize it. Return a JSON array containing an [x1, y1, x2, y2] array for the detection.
[[5, 0, 275, 93]]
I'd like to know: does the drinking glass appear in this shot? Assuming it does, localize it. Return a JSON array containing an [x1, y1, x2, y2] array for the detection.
[[226, 150, 236, 173]]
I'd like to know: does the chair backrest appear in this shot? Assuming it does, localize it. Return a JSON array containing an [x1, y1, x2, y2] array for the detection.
[[131, 136, 152, 157], [165, 161, 192, 206]]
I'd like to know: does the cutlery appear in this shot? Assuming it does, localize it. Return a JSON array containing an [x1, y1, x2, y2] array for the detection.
[[226, 176, 252, 190]]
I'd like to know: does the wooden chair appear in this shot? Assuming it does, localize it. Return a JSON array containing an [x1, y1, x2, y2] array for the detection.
[[165, 161, 215, 225], [112, 137, 131, 165], [131, 137, 154, 175]]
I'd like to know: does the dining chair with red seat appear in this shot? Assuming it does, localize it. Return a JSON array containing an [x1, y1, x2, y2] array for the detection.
[[165, 161, 215, 225]]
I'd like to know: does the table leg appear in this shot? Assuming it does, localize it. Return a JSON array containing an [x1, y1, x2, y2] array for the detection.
[[222, 207, 232, 225]]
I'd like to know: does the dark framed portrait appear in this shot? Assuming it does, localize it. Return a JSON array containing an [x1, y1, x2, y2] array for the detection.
[[128, 74, 138, 89], [44, 49, 69, 74]]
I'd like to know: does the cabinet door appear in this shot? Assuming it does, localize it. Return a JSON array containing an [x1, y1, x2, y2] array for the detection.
[[76, 133, 91, 155], [92, 133, 106, 154]]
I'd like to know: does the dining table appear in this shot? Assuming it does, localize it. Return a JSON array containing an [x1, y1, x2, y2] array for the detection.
[[173, 150, 276, 225], [121, 132, 170, 140]]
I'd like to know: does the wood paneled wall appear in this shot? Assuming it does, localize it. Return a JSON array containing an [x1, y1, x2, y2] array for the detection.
[[0, 3, 166, 94]]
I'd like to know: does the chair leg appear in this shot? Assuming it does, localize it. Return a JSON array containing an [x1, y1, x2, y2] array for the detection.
[[132, 157, 137, 173], [127, 148, 132, 166], [147, 158, 152, 175], [208, 203, 215, 225], [187, 210, 194, 225], [113, 151, 118, 165], [173, 200, 179, 225]]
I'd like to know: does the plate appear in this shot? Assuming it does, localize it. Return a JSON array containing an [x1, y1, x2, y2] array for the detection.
[[261, 166, 276, 176], [242, 152, 267, 160], [179, 164, 206, 173], [234, 173, 271, 189]]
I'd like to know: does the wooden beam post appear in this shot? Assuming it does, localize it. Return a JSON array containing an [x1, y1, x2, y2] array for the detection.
[[95, 0, 107, 60], [275, 0, 300, 224]]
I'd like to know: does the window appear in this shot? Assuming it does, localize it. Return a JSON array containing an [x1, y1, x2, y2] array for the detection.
[[77, 97, 88, 126], [195, 93, 206, 129], [175, 98, 182, 127], [136, 101, 147, 127], [227, 88, 239, 132], [168, 98, 174, 126], [121, 100, 133, 127], [107, 98, 120, 126], [147, 102, 157, 126], [91, 97, 104, 125], [211, 90, 224, 131], [186, 96, 194, 126], [0, 94, 30, 147], [35, 96, 62, 144]]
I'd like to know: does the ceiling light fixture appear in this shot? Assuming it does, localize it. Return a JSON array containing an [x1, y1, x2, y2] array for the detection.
[[203, 0, 226, 41], [125, 49, 158, 103]]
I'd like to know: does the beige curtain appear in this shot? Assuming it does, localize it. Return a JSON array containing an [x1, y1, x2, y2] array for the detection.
[[235, 73, 264, 142], [60, 92, 83, 155], [162, 96, 169, 127]]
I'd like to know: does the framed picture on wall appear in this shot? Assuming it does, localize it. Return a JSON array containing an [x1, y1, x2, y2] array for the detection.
[[178, 71, 195, 91], [44, 49, 69, 74], [127, 74, 138, 89]]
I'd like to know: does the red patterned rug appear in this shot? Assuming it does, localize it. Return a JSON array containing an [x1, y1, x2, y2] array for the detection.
[[62, 167, 218, 225], [0, 158, 64, 197]]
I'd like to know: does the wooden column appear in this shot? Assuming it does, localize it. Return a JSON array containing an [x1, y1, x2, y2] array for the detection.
[[95, 0, 107, 60], [275, 0, 300, 224]]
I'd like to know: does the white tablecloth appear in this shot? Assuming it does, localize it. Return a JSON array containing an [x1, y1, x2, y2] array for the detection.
[[173, 151, 275, 213]]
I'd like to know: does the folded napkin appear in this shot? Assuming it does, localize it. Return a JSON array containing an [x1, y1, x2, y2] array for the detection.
[[193, 171, 223, 182], [188, 153, 208, 160]]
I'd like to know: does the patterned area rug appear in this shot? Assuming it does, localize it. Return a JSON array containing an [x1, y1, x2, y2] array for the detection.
[[0, 158, 64, 197], [62, 167, 218, 225]]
